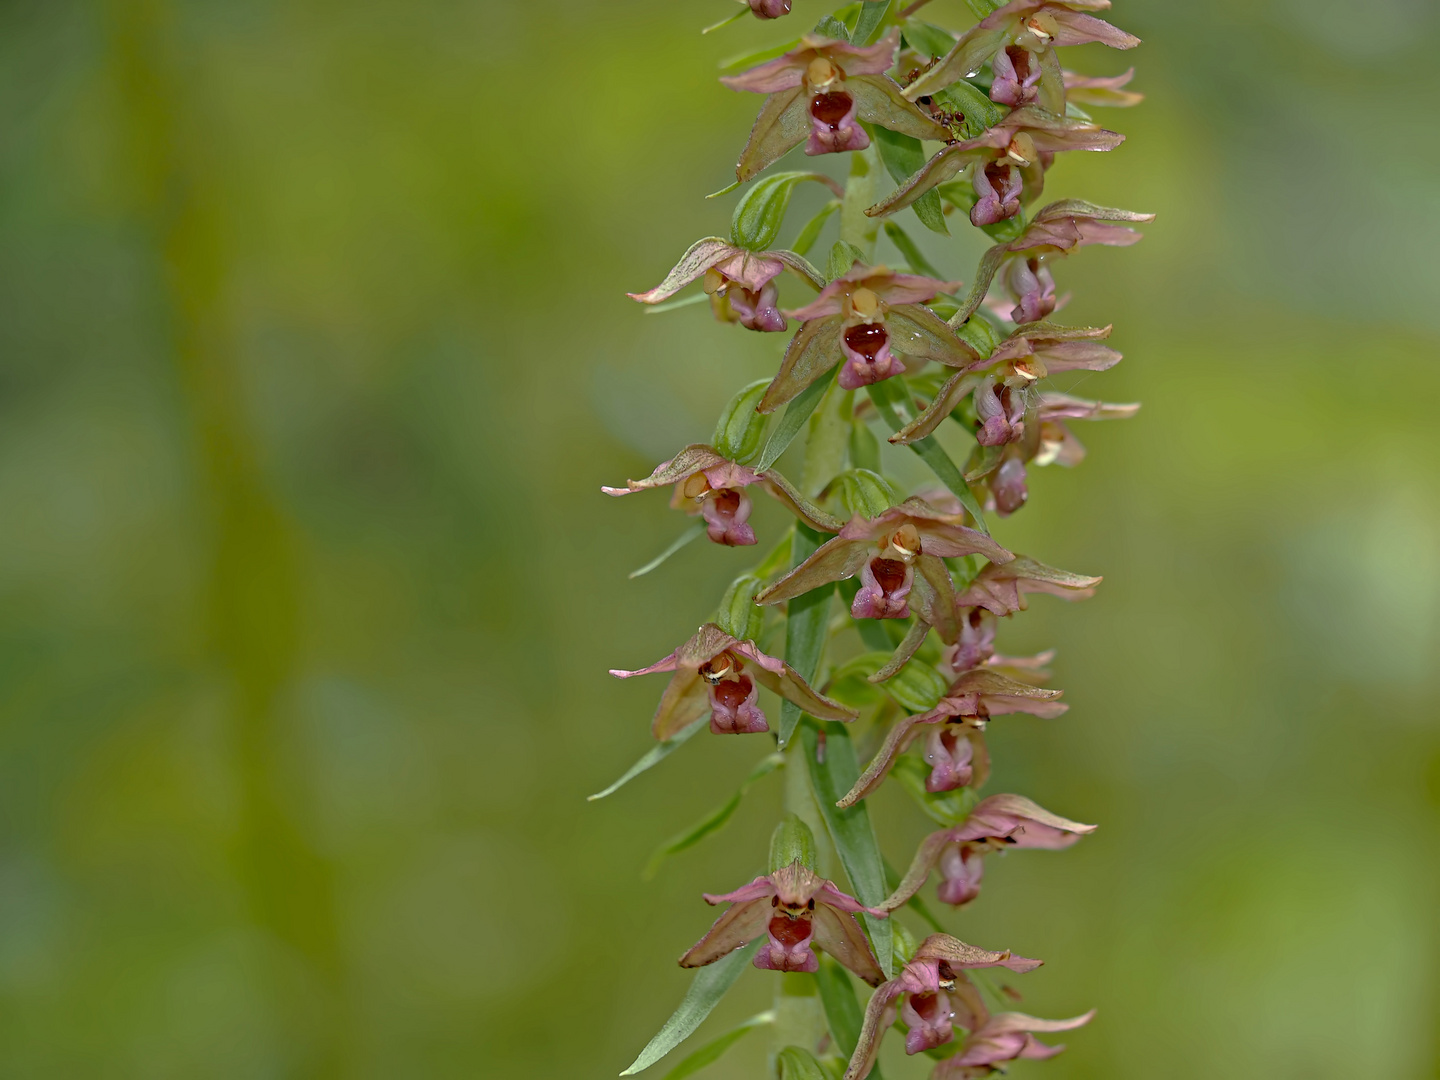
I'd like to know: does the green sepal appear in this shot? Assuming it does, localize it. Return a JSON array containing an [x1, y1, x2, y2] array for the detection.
[[620, 939, 762, 1074], [802, 721, 894, 978], [834, 468, 901, 519], [715, 573, 766, 641], [588, 716, 706, 801], [827, 239, 868, 281], [713, 378, 771, 464], [882, 220, 945, 281], [732, 172, 844, 252], [659, 1012, 774, 1080], [891, 755, 979, 827], [871, 125, 949, 235], [813, 14, 851, 40], [884, 855, 947, 932], [645, 752, 785, 878], [777, 525, 836, 749], [769, 812, 819, 873], [792, 199, 842, 256], [776, 1046, 830, 1080]]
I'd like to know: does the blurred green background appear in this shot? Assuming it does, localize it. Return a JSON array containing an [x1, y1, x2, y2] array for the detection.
[[0, 0, 1437, 1076]]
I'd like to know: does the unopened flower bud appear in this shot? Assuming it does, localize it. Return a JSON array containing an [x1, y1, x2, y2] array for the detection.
[[769, 814, 817, 873], [712, 379, 771, 463]]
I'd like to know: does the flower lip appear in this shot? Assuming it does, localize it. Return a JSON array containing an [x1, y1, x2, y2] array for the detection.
[[843, 322, 889, 359]]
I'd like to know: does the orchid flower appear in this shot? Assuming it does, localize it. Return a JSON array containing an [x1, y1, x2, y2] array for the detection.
[[882, 794, 1096, 909], [602, 444, 842, 546], [627, 236, 825, 332], [844, 935, 1042, 1080], [757, 265, 975, 410], [840, 671, 1066, 806], [756, 498, 1011, 641], [956, 555, 1101, 616], [931, 1009, 1096, 1078], [679, 861, 888, 985], [609, 622, 856, 737], [972, 200, 1154, 323], [867, 107, 1123, 227], [905, 0, 1140, 115], [722, 31, 952, 181]]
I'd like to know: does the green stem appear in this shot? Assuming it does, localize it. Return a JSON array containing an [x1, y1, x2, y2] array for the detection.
[[838, 145, 881, 260]]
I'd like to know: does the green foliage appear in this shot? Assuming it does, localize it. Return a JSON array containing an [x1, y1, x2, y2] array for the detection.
[[644, 753, 785, 877], [621, 942, 762, 1074], [712, 379, 771, 464], [777, 526, 836, 748]]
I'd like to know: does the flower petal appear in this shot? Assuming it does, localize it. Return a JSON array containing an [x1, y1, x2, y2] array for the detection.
[[602, 444, 734, 495], [758, 314, 843, 413], [848, 74, 952, 142], [886, 305, 979, 369], [837, 710, 934, 808], [755, 536, 870, 605], [952, 793, 1096, 848], [843, 978, 906, 1080], [865, 144, 980, 218], [912, 934, 1042, 973], [811, 904, 886, 987], [678, 898, 771, 967], [902, 25, 1009, 101], [735, 87, 810, 183], [628, 238, 744, 304]]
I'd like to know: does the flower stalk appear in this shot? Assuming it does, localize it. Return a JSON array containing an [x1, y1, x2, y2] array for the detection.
[[605, 3, 1149, 1077]]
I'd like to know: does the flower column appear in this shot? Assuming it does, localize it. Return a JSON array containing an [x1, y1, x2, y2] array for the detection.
[[599, 3, 1149, 1078]]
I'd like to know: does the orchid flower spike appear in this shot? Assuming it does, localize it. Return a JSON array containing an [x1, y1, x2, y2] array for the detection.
[[758, 265, 973, 411], [845, 935, 1042, 1080], [679, 861, 888, 985], [867, 107, 1123, 227], [756, 497, 1011, 641], [722, 31, 952, 181], [840, 671, 1065, 806], [956, 555, 1101, 616], [882, 794, 1096, 910], [905, 0, 1140, 114], [627, 237, 825, 333], [610, 622, 857, 737], [602, 444, 842, 547], [931, 1009, 1097, 1078]]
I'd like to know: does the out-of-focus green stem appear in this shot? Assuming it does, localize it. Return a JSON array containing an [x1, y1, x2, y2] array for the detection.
[[839, 146, 881, 260]]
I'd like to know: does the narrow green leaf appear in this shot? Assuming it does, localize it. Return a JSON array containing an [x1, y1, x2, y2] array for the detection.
[[776, 1046, 830, 1080], [757, 367, 837, 472], [706, 179, 743, 199], [630, 522, 706, 579], [871, 126, 948, 235], [588, 717, 706, 801], [644, 752, 785, 877], [814, 955, 875, 1067], [777, 524, 835, 749], [791, 199, 841, 256], [642, 292, 710, 315], [701, 7, 750, 34], [902, 19, 957, 59], [865, 379, 988, 529], [882, 220, 944, 281], [620, 940, 762, 1075], [802, 722, 893, 978], [851, 1, 892, 45], [659, 1012, 774, 1080]]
